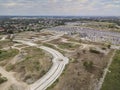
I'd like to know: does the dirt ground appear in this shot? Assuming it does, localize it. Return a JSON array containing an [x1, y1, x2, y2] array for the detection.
[[47, 46, 113, 90], [0, 31, 115, 90], [7, 46, 52, 84]]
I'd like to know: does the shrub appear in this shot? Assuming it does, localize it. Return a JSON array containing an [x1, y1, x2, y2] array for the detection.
[[0, 77, 8, 84], [102, 47, 106, 50], [107, 44, 111, 49], [89, 48, 100, 54], [83, 61, 93, 72], [6, 64, 14, 71]]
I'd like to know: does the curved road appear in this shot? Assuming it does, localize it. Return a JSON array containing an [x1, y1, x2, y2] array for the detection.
[[13, 40, 69, 90]]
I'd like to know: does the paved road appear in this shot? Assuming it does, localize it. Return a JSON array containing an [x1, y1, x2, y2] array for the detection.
[[13, 40, 69, 90]]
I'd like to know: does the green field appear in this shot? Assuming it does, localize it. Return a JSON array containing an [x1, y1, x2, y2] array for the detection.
[[58, 43, 80, 50], [0, 49, 19, 61], [101, 50, 120, 90]]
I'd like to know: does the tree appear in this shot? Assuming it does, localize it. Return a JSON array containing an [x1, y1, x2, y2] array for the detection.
[[107, 44, 111, 49], [7, 30, 13, 34]]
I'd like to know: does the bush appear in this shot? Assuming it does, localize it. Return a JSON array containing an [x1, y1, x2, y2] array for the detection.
[[102, 47, 106, 50], [0, 77, 8, 84], [0, 49, 19, 61], [6, 64, 14, 71], [83, 61, 93, 72], [107, 44, 111, 49], [89, 48, 100, 54]]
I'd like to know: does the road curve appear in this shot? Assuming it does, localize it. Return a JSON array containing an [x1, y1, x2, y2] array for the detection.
[[13, 40, 69, 90]]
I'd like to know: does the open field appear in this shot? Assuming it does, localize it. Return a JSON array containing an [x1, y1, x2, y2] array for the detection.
[[0, 49, 19, 66], [74, 21, 120, 32], [47, 45, 113, 90], [42, 43, 66, 55], [48, 38, 81, 51], [0, 15, 120, 90], [15, 31, 55, 42], [58, 42, 79, 50], [0, 28, 119, 90], [101, 50, 120, 90], [0, 40, 14, 49], [5, 46, 52, 84], [0, 49, 18, 61]]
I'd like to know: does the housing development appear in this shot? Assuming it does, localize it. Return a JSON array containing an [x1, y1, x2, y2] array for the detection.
[[0, 16, 120, 90]]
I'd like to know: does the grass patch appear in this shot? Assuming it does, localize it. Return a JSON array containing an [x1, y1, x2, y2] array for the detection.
[[101, 50, 120, 90], [0, 49, 19, 61], [89, 48, 101, 54], [58, 43, 79, 50], [0, 77, 7, 84], [6, 64, 15, 71], [0, 73, 8, 84], [43, 43, 65, 54], [11, 47, 52, 84], [0, 40, 13, 49], [62, 35, 80, 42]]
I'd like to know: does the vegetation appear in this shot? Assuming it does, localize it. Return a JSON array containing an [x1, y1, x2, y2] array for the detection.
[[101, 50, 120, 90], [77, 21, 120, 32], [46, 79, 59, 90], [6, 64, 15, 71], [89, 48, 100, 54], [0, 49, 19, 61], [107, 44, 111, 49], [45, 46, 113, 90], [43, 43, 65, 54], [8, 47, 52, 84], [58, 43, 79, 50], [0, 40, 13, 49], [0, 73, 8, 84], [83, 61, 93, 72]]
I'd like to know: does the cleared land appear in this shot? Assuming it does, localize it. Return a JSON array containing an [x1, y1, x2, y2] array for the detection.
[[101, 50, 120, 90], [75, 21, 120, 32], [48, 38, 80, 51], [0, 30, 119, 90], [47, 45, 113, 90], [0, 49, 19, 66], [6, 46, 52, 84], [0, 40, 14, 49]]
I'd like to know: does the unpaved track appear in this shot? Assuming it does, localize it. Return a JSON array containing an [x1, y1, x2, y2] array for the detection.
[[0, 35, 7, 41], [0, 67, 27, 90]]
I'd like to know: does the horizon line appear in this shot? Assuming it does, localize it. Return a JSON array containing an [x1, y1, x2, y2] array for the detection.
[[0, 15, 120, 17]]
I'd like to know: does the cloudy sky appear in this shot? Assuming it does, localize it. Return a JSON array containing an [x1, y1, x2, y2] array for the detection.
[[0, 0, 120, 16]]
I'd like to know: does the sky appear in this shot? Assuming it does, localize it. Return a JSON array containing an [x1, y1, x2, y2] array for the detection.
[[0, 0, 120, 16]]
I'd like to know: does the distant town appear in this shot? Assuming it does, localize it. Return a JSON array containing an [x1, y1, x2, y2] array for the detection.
[[0, 16, 120, 45]]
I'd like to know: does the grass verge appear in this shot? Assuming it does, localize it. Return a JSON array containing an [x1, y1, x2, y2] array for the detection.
[[101, 50, 120, 90]]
